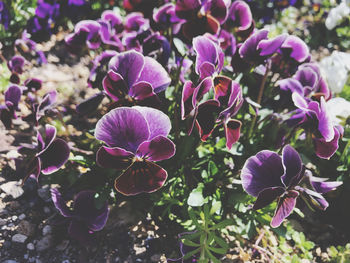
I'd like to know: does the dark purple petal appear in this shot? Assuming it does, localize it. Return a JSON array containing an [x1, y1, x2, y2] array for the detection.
[[39, 138, 70, 174], [294, 67, 318, 90], [5, 85, 22, 109], [314, 127, 340, 159], [175, 0, 201, 19], [241, 150, 284, 197], [195, 100, 220, 141], [103, 70, 128, 101], [37, 124, 57, 155], [95, 107, 150, 152], [133, 106, 171, 139], [278, 78, 304, 95], [7, 56, 26, 74], [281, 145, 303, 187], [51, 188, 74, 217], [253, 186, 285, 210], [136, 135, 175, 162], [181, 81, 196, 119], [36, 90, 57, 121], [76, 92, 105, 115], [301, 187, 329, 210], [228, 0, 253, 31], [114, 160, 167, 196], [24, 78, 42, 91], [271, 190, 299, 228], [96, 146, 134, 169], [68, 219, 93, 245], [108, 50, 145, 89], [224, 119, 241, 149], [137, 57, 171, 93], [73, 190, 109, 231], [206, 0, 228, 24], [192, 77, 213, 106], [280, 35, 309, 63], [129, 81, 156, 101]]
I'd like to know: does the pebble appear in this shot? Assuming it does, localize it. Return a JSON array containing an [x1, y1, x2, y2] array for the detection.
[[0, 218, 6, 226], [24, 254, 29, 260], [36, 235, 54, 252], [37, 185, 51, 202], [150, 254, 161, 262], [27, 243, 35, 250], [11, 215, 17, 221], [18, 220, 36, 237], [134, 246, 146, 255], [12, 233, 28, 243], [2, 260, 19, 263], [43, 206, 50, 214], [42, 225, 52, 236], [62, 260, 70, 263], [0, 192, 6, 198], [18, 214, 26, 220], [0, 181, 24, 199]]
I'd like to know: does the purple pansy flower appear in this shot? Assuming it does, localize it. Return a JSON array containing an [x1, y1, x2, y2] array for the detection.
[[193, 35, 224, 79], [0, 1, 10, 30], [103, 50, 171, 106], [26, 124, 70, 181], [15, 32, 47, 65], [182, 75, 243, 149], [153, 3, 184, 34], [175, 0, 228, 40], [279, 63, 331, 101], [241, 145, 342, 227], [7, 56, 26, 74], [51, 188, 109, 245], [225, 0, 254, 38], [290, 93, 342, 159], [95, 106, 175, 196], [0, 85, 22, 129]]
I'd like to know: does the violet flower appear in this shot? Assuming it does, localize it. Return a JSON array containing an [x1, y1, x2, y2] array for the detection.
[[7, 56, 26, 74], [51, 188, 109, 245], [27, 124, 70, 180], [175, 0, 228, 39], [153, 3, 184, 34], [0, 1, 10, 30], [0, 85, 22, 129], [103, 50, 171, 106], [15, 32, 47, 65], [241, 145, 342, 227], [225, 0, 254, 37], [95, 106, 175, 196], [290, 92, 342, 159], [193, 35, 224, 79]]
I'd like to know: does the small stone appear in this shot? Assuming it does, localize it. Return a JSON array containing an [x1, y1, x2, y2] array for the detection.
[[29, 258, 35, 263], [36, 235, 54, 252], [134, 246, 146, 255], [42, 225, 52, 236], [18, 214, 26, 220], [2, 260, 18, 263], [27, 243, 35, 250], [18, 220, 36, 237], [0, 218, 6, 226], [37, 185, 51, 202], [35, 259, 43, 263], [8, 201, 20, 211], [8, 223, 14, 227], [3, 240, 11, 249], [56, 240, 69, 251], [43, 206, 50, 214], [11, 215, 17, 221], [61, 260, 70, 263], [150, 254, 161, 262], [0, 181, 24, 199], [0, 192, 6, 198], [24, 254, 29, 260], [12, 233, 28, 243]]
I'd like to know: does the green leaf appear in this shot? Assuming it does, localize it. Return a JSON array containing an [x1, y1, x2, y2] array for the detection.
[[204, 246, 222, 263], [209, 219, 234, 230], [188, 184, 207, 207], [182, 239, 200, 247], [208, 246, 227, 255], [173, 38, 186, 56], [183, 247, 201, 260], [208, 161, 218, 176], [212, 235, 228, 250]]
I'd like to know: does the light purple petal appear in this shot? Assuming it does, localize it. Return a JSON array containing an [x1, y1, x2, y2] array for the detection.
[[309, 176, 342, 194], [257, 34, 288, 57], [136, 135, 175, 162], [95, 107, 150, 152], [137, 57, 171, 93], [281, 35, 309, 63], [181, 81, 196, 119], [130, 81, 156, 101], [239, 29, 268, 61], [228, 0, 253, 31], [281, 145, 303, 187], [317, 97, 334, 142], [314, 127, 340, 159], [132, 106, 171, 139], [278, 78, 304, 95], [51, 188, 74, 217]]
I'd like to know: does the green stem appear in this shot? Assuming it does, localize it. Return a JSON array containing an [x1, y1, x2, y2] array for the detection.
[[248, 64, 270, 138]]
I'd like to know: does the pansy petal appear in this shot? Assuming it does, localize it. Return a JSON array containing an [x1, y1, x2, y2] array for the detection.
[[95, 107, 150, 152], [181, 81, 196, 119], [224, 119, 241, 149], [136, 135, 175, 162], [175, 0, 201, 19], [253, 186, 285, 210], [271, 190, 299, 228], [292, 92, 308, 110], [193, 36, 218, 75], [73, 190, 109, 231], [68, 219, 93, 245], [108, 50, 145, 88], [137, 57, 171, 93], [241, 150, 284, 197], [39, 138, 70, 175], [281, 35, 309, 63], [195, 100, 220, 141], [309, 177, 342, 194], [115, 160, 167, 196], [281, 145, 303, 187], [258, 34, 287, 57], [192, 77, 213, 106], [76, 92, 105, 115], [206, 0, 228, 24], [199, 62, 216, 80], [96, 146, 134, 169], [132, 106, 171, 139], [5, 85, 22, 109], [314, 127, 340, 159], [318, 97, 334, 142], [228, 0, 253, 31], [103, 70, 128, 101], [130, 81, 156, 101], [51, 188, 74, 217], [278, 78, 304, 95], [239, 29, 268, 62]]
